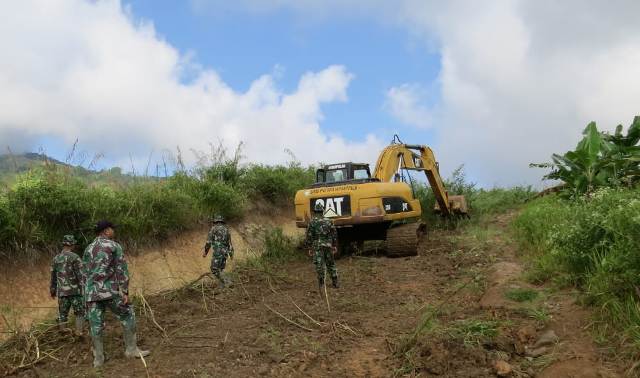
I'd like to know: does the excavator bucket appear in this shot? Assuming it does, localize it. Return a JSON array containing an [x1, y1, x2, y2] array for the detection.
[[448, 195, 469, 215], [433, 195, 469, 216]]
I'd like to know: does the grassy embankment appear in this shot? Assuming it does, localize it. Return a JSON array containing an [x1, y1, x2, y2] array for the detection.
[[513, 188, 640, 351], [0, 151, 314, 261], [512, 116, 640, 353]]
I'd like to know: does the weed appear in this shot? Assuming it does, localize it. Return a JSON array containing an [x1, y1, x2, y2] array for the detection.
[[262, 227, 301, 262], [525, 307, 551, 324], [513, 187, 640, 352], [505, 288, 539, 302], [395, 305, 439, 356], [257, 326, 283, 354], [446, 319, 499, 347]]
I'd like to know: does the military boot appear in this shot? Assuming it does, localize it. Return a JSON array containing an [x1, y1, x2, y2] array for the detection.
[[75, 317, 85, 335], [92, 335, 105, 368], [331, 276, 340, 289], [222, 273, 233, 287], [124, 326, 150, 359], [215, 273, 226, 289], [318, 276, 325, 290]]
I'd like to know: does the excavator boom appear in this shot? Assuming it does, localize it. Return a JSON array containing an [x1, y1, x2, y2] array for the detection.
[[373, 143, 468, 217], [294, 137, 468, 257]]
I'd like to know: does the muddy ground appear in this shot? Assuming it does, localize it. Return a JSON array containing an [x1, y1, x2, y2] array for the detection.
[[1, 212, 627, 377]]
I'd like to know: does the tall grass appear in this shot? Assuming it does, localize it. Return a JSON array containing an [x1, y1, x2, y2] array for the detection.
[[513, 188, 640, 349], [0, 168, 200, 259], [0, 152, 314, 260]]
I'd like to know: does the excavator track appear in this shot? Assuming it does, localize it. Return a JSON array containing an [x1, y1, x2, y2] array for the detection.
[[385, 222, 426, 257]]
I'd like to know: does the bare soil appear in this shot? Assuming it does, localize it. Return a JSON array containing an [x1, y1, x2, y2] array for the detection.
[[1, 212, 627, 377]]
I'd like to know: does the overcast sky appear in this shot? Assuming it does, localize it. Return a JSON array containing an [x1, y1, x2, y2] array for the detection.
[[1, 0, 639, 186]]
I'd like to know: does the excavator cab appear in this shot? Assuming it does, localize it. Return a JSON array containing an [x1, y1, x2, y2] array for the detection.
[[312, 163, 378, 186]]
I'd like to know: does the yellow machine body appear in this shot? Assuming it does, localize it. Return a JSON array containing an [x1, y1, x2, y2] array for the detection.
[[294, 141, 468, 256]]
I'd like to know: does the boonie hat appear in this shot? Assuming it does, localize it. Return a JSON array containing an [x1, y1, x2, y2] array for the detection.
[[62, 234, 77, 245]]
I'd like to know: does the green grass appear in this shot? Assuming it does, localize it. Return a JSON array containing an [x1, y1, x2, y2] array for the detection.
[[0, 150, 314, 260], [513, 187, 640, 352], [505, 287, 539, 302], [525, 307, 551, 324], [414, 165, 534, 228], [446, 319, 499, 347], [235, 227, 303, 275]]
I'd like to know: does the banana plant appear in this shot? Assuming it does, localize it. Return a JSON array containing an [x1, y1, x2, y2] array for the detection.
[[531, 117, 640, 196], [601, 116, 640, 186]]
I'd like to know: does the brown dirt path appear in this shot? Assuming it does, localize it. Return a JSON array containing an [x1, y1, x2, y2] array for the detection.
[[2, 211, 626, 377]]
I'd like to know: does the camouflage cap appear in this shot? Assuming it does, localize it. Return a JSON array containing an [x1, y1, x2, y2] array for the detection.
[[313, 201, 325, 213], [62, 234, 77, 245]]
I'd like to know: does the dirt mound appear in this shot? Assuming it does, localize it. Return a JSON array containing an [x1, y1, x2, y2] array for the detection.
[[411, 338, 495, 377]]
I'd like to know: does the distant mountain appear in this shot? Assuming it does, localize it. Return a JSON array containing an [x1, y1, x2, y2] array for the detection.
[[0, 152, 144, 187], [0, 152, 70, 173]]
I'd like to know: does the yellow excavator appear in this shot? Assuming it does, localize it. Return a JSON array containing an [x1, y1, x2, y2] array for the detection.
[[294, 137, 468, 256]]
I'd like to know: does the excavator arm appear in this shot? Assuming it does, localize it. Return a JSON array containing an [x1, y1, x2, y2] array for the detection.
[[373, 143, 468, 217]]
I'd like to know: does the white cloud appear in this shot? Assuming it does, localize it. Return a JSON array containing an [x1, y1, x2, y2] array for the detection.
[[5, 1, 640, 185], [384, 84, 433, 129], [394, 0, 640, 185], [0, 0, 383, 169], [206, 0, 640, 186]]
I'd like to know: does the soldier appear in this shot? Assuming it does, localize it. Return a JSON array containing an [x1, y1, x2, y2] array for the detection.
[[49, 234, 85, 334], [83, 220, 149, 368], [203, 214, 234, 288], [305, 202, 339, 290]]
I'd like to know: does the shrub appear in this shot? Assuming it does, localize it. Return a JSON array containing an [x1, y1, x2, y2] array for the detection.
[[241, 163, 314, 202], [414, 166, 534, 226], [0, 152, 317, 260], [0, 169, 200, 258], [197, 181, 247, 220], [513, 188, 640, 348], [262, 227, 299, 262], [0, 193, 15, 249]]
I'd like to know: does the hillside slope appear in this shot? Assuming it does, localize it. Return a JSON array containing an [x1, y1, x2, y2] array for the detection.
[[1, 212, 626, 377], [0, 210, 300, 339]]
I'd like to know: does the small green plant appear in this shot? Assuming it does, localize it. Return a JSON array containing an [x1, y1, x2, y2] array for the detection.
[[505, 288, 539, 302], [526, 307, 551, 324], [262, 227, 300, 262], [446, 319, 499, 347]]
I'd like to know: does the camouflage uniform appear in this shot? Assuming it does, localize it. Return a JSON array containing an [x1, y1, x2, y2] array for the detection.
[[50, 249, 85, 323], [204, 221, 234, 286], [305, 215, 339, 287], [84, 221, 149, 367], [83, 236, 135, 338]]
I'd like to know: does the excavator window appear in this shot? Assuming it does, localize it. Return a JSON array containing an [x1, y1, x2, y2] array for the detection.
[[353, 168, 369, 180], [311, 163, 376, 186], [326, 169, 347, 183]]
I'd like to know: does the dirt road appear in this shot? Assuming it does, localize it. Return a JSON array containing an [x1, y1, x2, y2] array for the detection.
[[2, 212, 624, 377]]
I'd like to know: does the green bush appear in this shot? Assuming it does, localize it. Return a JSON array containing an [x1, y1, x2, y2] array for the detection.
[[262, 227, 300, 262], [0, 154, 314, 260], [414, 166, 534, 226], [0, 169, 200, 257], [513, 188, 640, 348], [197, 181, 247, 220], [0, 193, 15, 249], [241, 164, 314, 202]]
